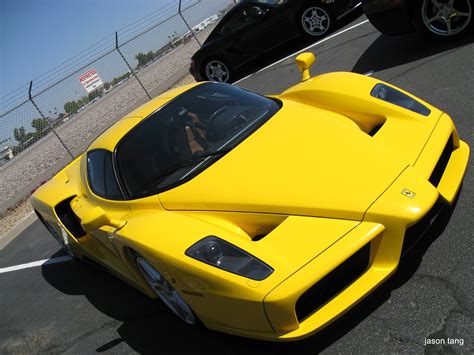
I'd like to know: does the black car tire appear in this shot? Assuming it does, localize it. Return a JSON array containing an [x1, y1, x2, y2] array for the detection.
[[298, 2, 334, 38], [201, 58, 233, 83], [414, 0, 473, 40]]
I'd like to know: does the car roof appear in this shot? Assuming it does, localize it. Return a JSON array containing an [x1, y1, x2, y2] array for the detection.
[[87, 82, 203, 152]]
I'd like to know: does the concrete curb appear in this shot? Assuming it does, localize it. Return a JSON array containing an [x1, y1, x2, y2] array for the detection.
[[0, 212, 37, 250]]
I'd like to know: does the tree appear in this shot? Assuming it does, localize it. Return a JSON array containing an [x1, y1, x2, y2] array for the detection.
[[78, 96, 89, 107], [111, 72, 130, 86], [146, 50, 155, 63], [64, 101, 80, 114], [88, 88, 103, 101], [135, 52, 148, 67], [31, 118, 48, 133], [13, 127, 27, 144], [104, 82, 110, 90]]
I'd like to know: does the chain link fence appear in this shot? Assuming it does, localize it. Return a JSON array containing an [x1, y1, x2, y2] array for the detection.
[[0, 0, 234, 216]]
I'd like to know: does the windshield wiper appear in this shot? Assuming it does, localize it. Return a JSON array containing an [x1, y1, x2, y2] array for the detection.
[[192, 148, 232, 160]]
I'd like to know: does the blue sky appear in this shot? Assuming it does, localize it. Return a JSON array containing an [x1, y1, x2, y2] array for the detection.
[[0, 0, 232, 144], [0, 0, 231, 108]]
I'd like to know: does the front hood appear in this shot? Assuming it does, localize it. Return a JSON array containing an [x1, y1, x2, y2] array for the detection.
[[160, 100, 418, 221]]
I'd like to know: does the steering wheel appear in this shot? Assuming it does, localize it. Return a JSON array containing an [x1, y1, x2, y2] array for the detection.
[[226, 112, 249, 138], [208, 106, 229, 137]]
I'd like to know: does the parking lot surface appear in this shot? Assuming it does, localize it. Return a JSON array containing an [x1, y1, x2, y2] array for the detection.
[[1, 15, 473, 354]]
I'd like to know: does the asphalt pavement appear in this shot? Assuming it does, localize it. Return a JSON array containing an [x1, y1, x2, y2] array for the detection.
[[1, 14, 473, 354]]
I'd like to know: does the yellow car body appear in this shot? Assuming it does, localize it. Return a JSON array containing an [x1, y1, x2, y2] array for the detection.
[[31, 55, 469, 341]]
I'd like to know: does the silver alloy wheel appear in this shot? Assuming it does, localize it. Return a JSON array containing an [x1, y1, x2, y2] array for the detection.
[[136, 256, 196, 325], [422, 0, 472, 36], [301, 6, 331, 36], [205, 60, 230, 82]]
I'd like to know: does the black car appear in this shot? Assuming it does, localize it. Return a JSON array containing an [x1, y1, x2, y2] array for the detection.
[[190, 0, 362, 82], [362, 0, 473, 39]]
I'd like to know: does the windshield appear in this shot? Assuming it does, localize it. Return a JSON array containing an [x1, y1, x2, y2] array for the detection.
[[115, 82, 280, 199]]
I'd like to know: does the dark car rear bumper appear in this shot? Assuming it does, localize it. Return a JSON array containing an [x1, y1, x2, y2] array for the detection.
[[362, 0, 415, 35]]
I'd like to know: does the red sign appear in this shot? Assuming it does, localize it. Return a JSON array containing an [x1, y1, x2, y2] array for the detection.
[[79, 69, 104, 94]]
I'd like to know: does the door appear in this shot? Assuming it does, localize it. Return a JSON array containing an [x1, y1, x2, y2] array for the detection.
[[71, 149, 132, 278]]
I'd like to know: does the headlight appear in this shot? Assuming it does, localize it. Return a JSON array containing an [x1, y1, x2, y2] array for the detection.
[[371, 83, 431, 116], [185, 236, 273, 280]]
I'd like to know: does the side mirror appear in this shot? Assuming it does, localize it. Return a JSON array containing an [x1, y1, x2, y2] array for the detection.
[[81, 206, 126, 232], [295, 52, 316, 82]]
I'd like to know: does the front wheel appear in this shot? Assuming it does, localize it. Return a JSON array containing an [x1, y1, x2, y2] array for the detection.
[[299, 4, 334, 38], [135, 256, 198, 326], [202, 58, 233, 82], [416, 0, 473, 39]]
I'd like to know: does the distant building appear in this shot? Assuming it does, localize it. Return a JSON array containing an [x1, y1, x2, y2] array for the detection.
[[0, 146, 14, 166], [192, 15, 219, 33]]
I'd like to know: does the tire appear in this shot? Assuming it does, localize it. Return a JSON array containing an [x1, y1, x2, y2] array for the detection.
[[415, 0, 473, 40], [35, 210, 79, 260], [298, 3, 334, 38], [135, 255, 199, 326], [202, 58, 233, 83]]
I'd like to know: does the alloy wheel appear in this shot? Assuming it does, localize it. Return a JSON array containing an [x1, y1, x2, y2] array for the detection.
[[205, 60, 230, 82], [422, 0, 472, 36], [301, 6, 331, 36], [136, 256, 196, 325]]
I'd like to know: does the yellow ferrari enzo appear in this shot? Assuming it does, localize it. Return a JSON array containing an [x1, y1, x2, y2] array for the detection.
[[31, 53, 469, 341]]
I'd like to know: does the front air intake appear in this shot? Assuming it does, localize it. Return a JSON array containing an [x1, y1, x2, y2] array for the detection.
[[429, 135, 454, 187], [402, 198, 445, 256], [295, 243, 371, 322]]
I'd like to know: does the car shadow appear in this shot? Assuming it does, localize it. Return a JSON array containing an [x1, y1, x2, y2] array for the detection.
[[352, 31, 474, 75], [230, 9, 365, 83], [41, 195, 459, 354]]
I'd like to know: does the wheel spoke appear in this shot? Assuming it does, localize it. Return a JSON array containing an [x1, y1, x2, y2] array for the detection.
[[427, 14, 442, 23], [431, 0, 443, 9], [455, 11, 471, 17], [446, 19, 453, 34], [170, 296, 186, 319]]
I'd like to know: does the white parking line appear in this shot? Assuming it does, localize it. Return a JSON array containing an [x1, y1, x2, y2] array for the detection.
[[234, 19, 370, 84], [0, 255, 73, 274]]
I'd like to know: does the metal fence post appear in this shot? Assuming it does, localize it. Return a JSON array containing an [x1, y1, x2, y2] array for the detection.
[[115, 32, 152, 100], [28, 81, 74, 160], [178, 0, 202, 47]]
